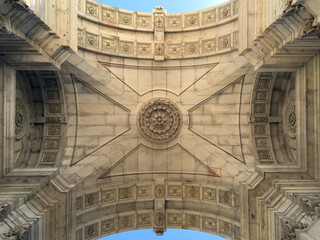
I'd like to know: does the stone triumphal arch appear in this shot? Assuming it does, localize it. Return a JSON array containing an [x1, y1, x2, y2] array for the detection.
[[0, 0, 319, 239]]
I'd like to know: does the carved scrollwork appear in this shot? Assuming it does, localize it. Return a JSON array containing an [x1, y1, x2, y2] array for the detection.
[[282, 218, 308, 240], [137, 98, 182, 143], [284, 101, 296, 138], [0, 203, 10, 221], [301, 197, 320, 220], [3, 224, 31, 240], [15, 100, 26, 139]]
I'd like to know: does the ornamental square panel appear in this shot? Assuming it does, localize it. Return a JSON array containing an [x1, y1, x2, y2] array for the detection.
[[255, 91, 269, 101], [119, 215, 134, 229], [257, 75, 273, 89], [85, 192, 99, 208], [102, 37, 117, 53], [119, 41, 134, 55], [167, 213, 183, 225], [166, 43, 182, 57], [185, 214, 200, 228], [202, 216, 217, 232], [84, 223, 99, 239], [137, 213, 152, 227], [155, 185, 165, 198], [202, 187, 216, 202], [137, 15, 152, 29], [86, 2, 99, 18], [254, 104, 267, 114], [102, 8, 115, 23], [202, 10, 216, 25], [202, 38, 216, 53], [86, 32, 99, 49], [218, 4, 231, 20], [119, 186, 133, 200], [185, 13, 199, 27], [166, 15, 182, 29], [218, 34, 231, 50], [258, 150, 272, 160], [218, 189, 232, 206], [46, 90, 60, 100], [255, 137, 269, 148], [185, 42, 199, 55], [44, 139, 59, 150], [47, 103, 61, 114], [185, 185, 200, 199], [102, 188, 116, 203], [46, 125, 61, 136], [119, 12, 133, 26], [41, 152, 57, 164], [167, 185, 183, 198], [154, 43, 165, 56], [253, 124, 268, 135], [137, 185, 152, 198], [137, 43, 152, 56], [101, 218, 115, 234], [219, 219, 233, 238]]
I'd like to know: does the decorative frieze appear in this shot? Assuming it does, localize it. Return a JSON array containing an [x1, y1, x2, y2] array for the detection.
[[185, 214, 200, 228]]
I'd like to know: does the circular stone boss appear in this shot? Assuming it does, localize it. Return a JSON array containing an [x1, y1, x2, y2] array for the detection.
[[137, 98, 183, 143]]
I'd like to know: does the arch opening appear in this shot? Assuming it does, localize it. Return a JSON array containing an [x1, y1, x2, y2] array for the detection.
[[99, 228, 228, 239], [95, 0, 229, 13]]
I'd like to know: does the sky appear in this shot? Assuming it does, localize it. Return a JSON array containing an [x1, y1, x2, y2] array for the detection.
[[100, 229, 227, 240], [96, 0, 228, 13]]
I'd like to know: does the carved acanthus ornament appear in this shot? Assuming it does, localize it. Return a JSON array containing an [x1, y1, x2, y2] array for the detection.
[[3, 224, 31, 240], [282, 218, 308, 240], [301, 197, 320, 221], [0, 203, 10, 221], [15, 100, 26, 139], [137, 98, 182, 143]]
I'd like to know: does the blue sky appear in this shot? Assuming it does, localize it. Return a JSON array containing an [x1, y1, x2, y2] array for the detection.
[[96, 0, 228, 13], [100, 229, 227, 240]]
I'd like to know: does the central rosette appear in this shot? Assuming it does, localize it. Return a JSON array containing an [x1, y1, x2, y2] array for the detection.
[[137, 98, 182, 143]]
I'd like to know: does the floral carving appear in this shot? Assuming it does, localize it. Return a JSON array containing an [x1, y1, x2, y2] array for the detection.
[[282, 218, 308, 240], [15, 101, 25, 139], [219, 190, 232, 205], [137, 185, 151, 198], [218, 4, 231, 20], [185, 214, 200, 227], [284, 101, 296, 138], [202, 10, 216, 25], [101, 219, 115, 233], [119, 13, 133, 26], [202, 187, 216, 201], [119, 215, 134, 229], [155, 185, 165, 198], [0, 203, 9, 221], [219, 220, 233, 237], [167, 44, 182, 56], [168, 213, 182, 225], [102, 38, 116, 53], [137, 16, 151, 28], [203, 39, 216, 53], [102, 9, 115, 23], [119, 41, 134, 55], [137, 98, 182, 143], [154, 43, 164, 56], [185, 14, 199, 26], [155, 212, 165, 226], [137, 213, 152, 226], [218, 34, 231, 49], [185, 42, 199, 55], [85, 192, 98, 208], [86, 3, 98, 18], [167, 16, 182, 28], [168, 185, 183, 197], [102, 189, 116, 203], [86, 33, 99, 48], [85, 223, 98, 239], [185, 186, 200, 199], [155, 15, 164, 28], [119, 187, 133, 200], [138, 43, 152, 55], [202, 216, 217, 231]]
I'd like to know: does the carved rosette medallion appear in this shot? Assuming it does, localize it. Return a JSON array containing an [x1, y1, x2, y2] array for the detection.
[[15, 101, 26, 139], [284, 101, 296, 138], [137, 98, 182, 143]]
